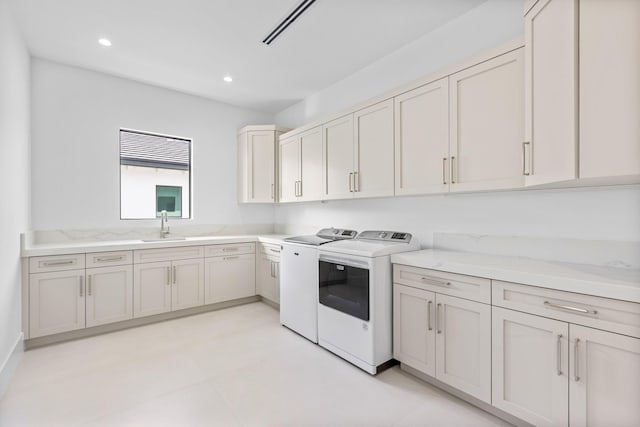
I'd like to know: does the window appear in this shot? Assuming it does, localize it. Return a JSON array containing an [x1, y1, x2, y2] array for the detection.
[[120, 129, 191, 219]]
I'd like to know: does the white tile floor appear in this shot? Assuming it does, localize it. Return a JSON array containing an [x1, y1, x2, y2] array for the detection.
[[0, 302, 511, 427]]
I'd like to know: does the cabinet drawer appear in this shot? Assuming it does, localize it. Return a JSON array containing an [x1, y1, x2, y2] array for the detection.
[[86, 250, 133, 268], [134, 246, 204, 263], [493, 280, 640, 338], [205, 242, 255, 257], [393, 265, 491, 304], [30, 254, 85, 273], [258, 243, 281, 257]]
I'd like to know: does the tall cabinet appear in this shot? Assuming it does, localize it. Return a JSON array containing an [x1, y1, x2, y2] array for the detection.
[[237, 125, 288, 203]]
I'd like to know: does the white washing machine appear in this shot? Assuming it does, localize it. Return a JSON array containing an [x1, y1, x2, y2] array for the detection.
[[280, 228, 357, 343], [317, 231, 420, 374]]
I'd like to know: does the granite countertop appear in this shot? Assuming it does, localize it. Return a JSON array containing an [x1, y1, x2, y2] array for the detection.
[[22, 234, 290, 257], [390, 249, 640, 303]]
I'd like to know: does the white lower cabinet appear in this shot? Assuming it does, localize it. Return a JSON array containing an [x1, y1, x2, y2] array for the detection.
[[86, 265, 133, 327], [205, 253, 256, 304], [171, 258, 205, 310], [492, 306, 569, 427], [256, 244, 280, 304], [393, 283, 491, 403], [133, 261, 172, 318], [29, 269, 86, 338]]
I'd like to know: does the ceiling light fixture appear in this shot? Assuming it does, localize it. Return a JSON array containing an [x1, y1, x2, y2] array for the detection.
[[98, 38, 112, 47], [262, 0, 316, 46], [223, 76, 233, 83]]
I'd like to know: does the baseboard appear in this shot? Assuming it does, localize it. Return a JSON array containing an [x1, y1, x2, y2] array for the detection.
[[259, 296, 280, 310], [0, 332, 24, 399]]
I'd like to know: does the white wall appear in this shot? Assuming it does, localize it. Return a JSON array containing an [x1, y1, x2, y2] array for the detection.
[[273, 0, 640, 246], [0, 0, 30, 394], [31, 59, 275, 230]]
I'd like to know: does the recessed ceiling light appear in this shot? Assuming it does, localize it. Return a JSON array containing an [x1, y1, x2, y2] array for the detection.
[[98, 38, 112, 47], [223, 76, 233, 83]]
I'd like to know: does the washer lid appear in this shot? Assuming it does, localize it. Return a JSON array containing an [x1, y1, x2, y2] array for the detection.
[[319, 232, 420, 257], [283, 228, 358, 246]]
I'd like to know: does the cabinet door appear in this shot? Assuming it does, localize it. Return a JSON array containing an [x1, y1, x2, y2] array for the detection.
[[204, 254, 256, 304], [257, 254, 279, 304], [237, 131, 248, 203], [394, 78, 449, 196], [86, 265, 133, 327], [299, 126, 323, 201], [133, 261, 172, 318], [492, 307, 569, 427], [569, 325, 640, 427], [247, 130, 276, 202], [524, 0, 577, 185], [435, 294, 491, 403], [29, 270, 85, 338], [354, 99, 395, 198], [579, 0, 640, 179], [171, 258, 204, 310], [449, 49, 525, 192], [279, 136, 299, 203], [393, 284, 436, 376], [323, 115, 354, 200]]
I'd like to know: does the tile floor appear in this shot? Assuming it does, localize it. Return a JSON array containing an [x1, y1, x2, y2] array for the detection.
[[0, 302, 511, 427]]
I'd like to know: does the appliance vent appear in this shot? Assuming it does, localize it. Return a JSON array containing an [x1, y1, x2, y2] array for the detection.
[[262, 0, 316, 45]]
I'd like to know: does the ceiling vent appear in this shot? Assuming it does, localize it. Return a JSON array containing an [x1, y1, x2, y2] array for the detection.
[[262, 0, 316, 45]]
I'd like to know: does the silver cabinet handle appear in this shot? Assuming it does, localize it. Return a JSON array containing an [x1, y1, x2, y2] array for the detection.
[[43, 260, 75, 267], [222, 247, 239, 252], [95, 255, 125, 262], [298, 180, 302, 197], [574, 338, 580, 382], [166, 267, 171, 286], [79, 275, 84, 297], [348, 172, 354, 192], [436, 303, 443, 334], [354, 171, 359, 192], [522, 141, 531, 176], [544, 301, 597, 316], [88, 275, 92, 296], [271, 183, 274, 200], [451, 156, 456, 184], [224, 256, 239, 261], [556, 334, 563, 376], [173, 266, 177, 284], [268, 248, 280, 254], [420, 276, 450, 288], [442, 158, 447, 184], [427, 300, 433, 331]]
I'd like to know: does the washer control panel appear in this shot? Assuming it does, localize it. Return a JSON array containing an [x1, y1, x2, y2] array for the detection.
[[357, 230, 412, 243]]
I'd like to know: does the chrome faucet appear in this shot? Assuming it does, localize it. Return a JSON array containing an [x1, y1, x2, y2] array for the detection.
[[160, 210, 170, 238]]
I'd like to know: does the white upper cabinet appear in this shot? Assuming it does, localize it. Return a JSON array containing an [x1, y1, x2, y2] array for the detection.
[[449, 48, 525, 192], [353, 99, 395, 198], [323, 114, 355, 200], [579, 0, 640, 180], [237, 126, 287, 203], [394, 78, 449, 196], [279, 126, 323, 203], [524, 0, 578, 185]]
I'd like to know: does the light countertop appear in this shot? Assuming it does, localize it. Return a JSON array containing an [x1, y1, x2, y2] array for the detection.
[[391, 249, 640, 303], [22, 234, 289, 257]]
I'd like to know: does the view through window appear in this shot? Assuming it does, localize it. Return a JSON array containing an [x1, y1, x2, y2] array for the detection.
[[120, 129, 191, 219]]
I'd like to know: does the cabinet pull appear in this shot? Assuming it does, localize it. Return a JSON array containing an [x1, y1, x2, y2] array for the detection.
[[166, 267, 171, 286], [442, 158, 447, 184], [556, 334, 563, 376], [298, 180, 302, 197], [268, 248, 280, 254], [173, 266, 177, 284], [420, 276, 450, 288], [43, 260, 74, 267], [427, 301, 433, 331], [544, 301, 597, 316], [451, 156, 456, 184], [224, 256, 239, 261], [79, 275, 84, 297], [348, 172, 354, 192], [88, 275, 92, 296], [354, 171, 359, 192], [95, 255, 125, 262], [436, 303, 443, 334], [574, 338, 580, 382], [271, 183, 274, 200], [222, 247, 239, 252], [522, 141, 531, 176], [270, 261, 275, 278]]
